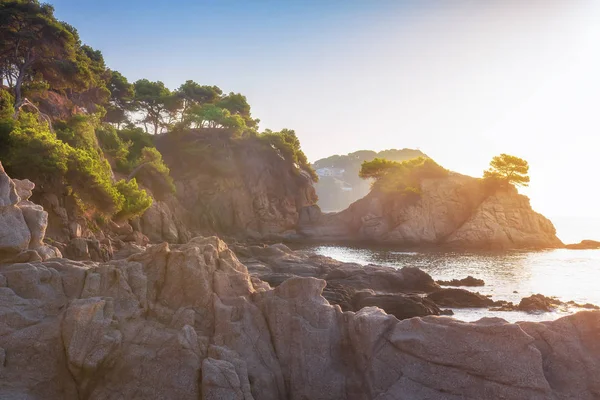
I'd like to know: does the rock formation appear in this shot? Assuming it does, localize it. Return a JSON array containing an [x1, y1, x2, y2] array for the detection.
[[1, 235, 599, 399], [0, 162, 61, 263], [299, 172, 563, 249], [143, 131, 318, 243], [566, 240, 600, 250]]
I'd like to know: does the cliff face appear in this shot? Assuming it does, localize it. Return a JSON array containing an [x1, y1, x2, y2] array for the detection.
[[137, 131, 318, 243], [1, 236, 598, 399], [299, 172, 563, 249]]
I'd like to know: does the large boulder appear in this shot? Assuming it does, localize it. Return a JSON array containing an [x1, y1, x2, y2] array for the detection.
[[0, 162, 61, 262]]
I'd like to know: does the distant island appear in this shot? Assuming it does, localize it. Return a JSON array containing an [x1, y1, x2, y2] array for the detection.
[[313, 149, 427, 212]]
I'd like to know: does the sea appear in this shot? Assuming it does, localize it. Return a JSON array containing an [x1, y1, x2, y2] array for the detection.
[[302, 244, 600, 323]]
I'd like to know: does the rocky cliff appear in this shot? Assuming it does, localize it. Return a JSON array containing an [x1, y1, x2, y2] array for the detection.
[[299, 172, 563, 249], [139, 130, 318, 243]]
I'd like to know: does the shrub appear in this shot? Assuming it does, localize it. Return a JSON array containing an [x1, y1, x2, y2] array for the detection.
[[259, 129, 318, 181], [1, 112, 154, 218], [114, 179, 153, 219]]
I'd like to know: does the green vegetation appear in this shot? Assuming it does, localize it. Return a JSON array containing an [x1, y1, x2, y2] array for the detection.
[[0, 0, 316, 225], [483, 153, 530, 188], [0, 112, 150, 218], [359, 157, 448, 195], [259, 129, 317, 181]]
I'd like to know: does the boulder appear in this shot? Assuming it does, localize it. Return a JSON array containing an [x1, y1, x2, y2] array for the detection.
[[0, 206, 31, 257], [0, 162, 19, 207], [518, 294, 564, 312], [12, 179, 35, 202], [427, 288, 495, 308], [437, 275, 485, 287]]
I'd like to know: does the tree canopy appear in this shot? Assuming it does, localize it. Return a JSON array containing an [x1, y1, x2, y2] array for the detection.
[[483, 153, 530, 187], [359, 157, 448, 195]]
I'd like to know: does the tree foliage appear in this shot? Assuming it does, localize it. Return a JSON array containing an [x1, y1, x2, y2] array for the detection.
[[483, 153, 530, 187], [259, 129, 317, 181], [0, 1, 77, 108], [360, 157, 448, 195]]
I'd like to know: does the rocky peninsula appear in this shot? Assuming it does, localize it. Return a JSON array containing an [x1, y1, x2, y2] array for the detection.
[[298, 172, 563, 250]]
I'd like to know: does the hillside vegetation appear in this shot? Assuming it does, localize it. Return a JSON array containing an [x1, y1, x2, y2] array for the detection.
[[312, 148, 427, 211], [0, 0, 316, 236]]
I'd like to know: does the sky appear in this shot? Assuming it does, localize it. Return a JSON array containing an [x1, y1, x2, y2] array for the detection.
[[49, 0, 600, 241]]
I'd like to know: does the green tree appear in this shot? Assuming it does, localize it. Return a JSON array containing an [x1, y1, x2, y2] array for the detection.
[[359, 157, 448, 194], [483, 153, 530, 187], [359, 158, 399, 180], [0, 0, 77, 110], [259, 128, 317, 181], [104, 71, 134, 127], [217, 92, 258, 128], [177, 80, 222, 112], [184, 103, 246, 133], [133, 79, 180, 134]]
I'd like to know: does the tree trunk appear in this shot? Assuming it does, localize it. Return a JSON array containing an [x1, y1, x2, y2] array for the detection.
[[14, 65, 25, 110], [127, 162, 150, 181]]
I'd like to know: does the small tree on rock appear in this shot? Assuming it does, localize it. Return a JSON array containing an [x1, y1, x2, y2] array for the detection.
[[483, 153, 530, 187]]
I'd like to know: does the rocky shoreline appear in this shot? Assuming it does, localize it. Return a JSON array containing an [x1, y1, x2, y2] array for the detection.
[[2, 163, 600, 399]]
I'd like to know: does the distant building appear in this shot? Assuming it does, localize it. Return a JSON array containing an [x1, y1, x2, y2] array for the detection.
[[316, 167, 345, 177]]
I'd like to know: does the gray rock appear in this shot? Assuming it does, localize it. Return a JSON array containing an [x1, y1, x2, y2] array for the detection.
[[0, 236, 598, 400], [0, 162, 19, 207], [12, 179, 35, 202], [0, 206, 31, 257]]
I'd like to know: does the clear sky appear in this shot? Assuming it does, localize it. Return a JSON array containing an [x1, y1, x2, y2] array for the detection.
[[49, 0, 600, 240]]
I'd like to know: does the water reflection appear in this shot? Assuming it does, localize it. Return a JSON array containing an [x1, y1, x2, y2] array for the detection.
[[302, 245, 600, 322]]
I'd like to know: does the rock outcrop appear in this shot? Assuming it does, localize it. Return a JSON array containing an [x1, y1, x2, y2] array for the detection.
[[566, 240, 600, 250], [299, 173, 563, 250], [1, 236, 599, 399], [142, 130, 318, 243], [0, 162, 61, 263]]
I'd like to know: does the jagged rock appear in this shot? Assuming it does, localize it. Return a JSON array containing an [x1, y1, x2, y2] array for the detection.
[[0, 206, 31, 257], [12, 179, 34, 202], [299, 172, 563, 250], [353, 290, 441, 320], [0, 163, 19, 207], [140, 198, 188, 243], [0, 236, 599, 399], [20, 202, 48, 249], [0, 163, 62, 262], [437, 275, 485, 287], [518, 294, 564, 312]]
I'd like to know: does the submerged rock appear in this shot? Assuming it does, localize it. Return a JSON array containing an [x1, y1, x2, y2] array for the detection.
[[427, 288, 495, 308], [437, 275, 485, 287]]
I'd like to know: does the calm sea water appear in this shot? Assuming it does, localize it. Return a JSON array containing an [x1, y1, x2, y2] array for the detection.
[[305, 245, 600, 323]]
